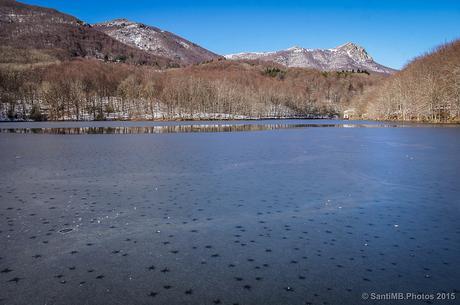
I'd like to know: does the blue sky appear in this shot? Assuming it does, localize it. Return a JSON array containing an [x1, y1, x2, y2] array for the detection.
[[22, 0, 460, 69]]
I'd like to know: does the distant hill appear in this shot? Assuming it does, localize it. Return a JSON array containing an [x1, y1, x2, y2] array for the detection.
[[353, 39, 460, 122], [93, 19, 222, 65], [0, 0, 175, 67], [226, 43, 396, 74]]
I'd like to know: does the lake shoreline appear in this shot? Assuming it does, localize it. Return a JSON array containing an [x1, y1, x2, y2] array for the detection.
[[1, 117, 459, 125]]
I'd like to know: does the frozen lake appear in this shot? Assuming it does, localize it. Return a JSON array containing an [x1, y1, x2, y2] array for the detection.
[[1, 120, 459, 305]]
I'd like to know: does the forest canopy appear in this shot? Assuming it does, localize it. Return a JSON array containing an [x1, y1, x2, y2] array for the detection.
[[0, 56, 379, 121]]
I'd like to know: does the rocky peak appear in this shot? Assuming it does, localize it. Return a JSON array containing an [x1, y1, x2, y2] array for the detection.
[[333, 42, 372, 62], [95, 19, 145, 29]]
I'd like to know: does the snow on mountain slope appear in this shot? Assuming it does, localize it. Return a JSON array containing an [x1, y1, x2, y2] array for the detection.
[[226, 43, 396, 74], [94, 19, 221, 65]]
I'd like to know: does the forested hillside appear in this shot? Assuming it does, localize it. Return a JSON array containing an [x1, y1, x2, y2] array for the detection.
[[352, 40, 460, 122], [0, 0, 174, 67], [0, 0, 383, 121], [1, 1, 458, 123], [0, 59, 380, 120]]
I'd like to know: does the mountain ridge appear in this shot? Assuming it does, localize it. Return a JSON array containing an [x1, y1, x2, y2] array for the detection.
[[0, 0, 175, 67], [1, 0, 395, 72], [93, 19, 222, 65], [226, 42, 396, 74]]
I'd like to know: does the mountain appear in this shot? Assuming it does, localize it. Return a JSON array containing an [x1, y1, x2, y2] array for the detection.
[[93, 19, 222, 65], [226, 43, 396, 74], [0, 0, 174, 67]]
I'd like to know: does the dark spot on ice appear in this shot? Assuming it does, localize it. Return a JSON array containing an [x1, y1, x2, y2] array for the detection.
[[7, 277, 22, 283], [59, 228, 73, 234], [1, 268, 12, 273]]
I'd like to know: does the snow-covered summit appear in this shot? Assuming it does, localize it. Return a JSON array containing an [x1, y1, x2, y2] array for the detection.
[[226, 43, 395, 74], [331, 42, 373, 62], [93, 19, 221, 65]]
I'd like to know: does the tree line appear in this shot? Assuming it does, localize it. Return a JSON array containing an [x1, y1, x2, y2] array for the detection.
[[0, 58, 378, 121], [352, 40, 460, 122]]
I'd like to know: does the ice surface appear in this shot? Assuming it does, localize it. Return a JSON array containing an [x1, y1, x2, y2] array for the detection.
[[0, 121, 459, 305]]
